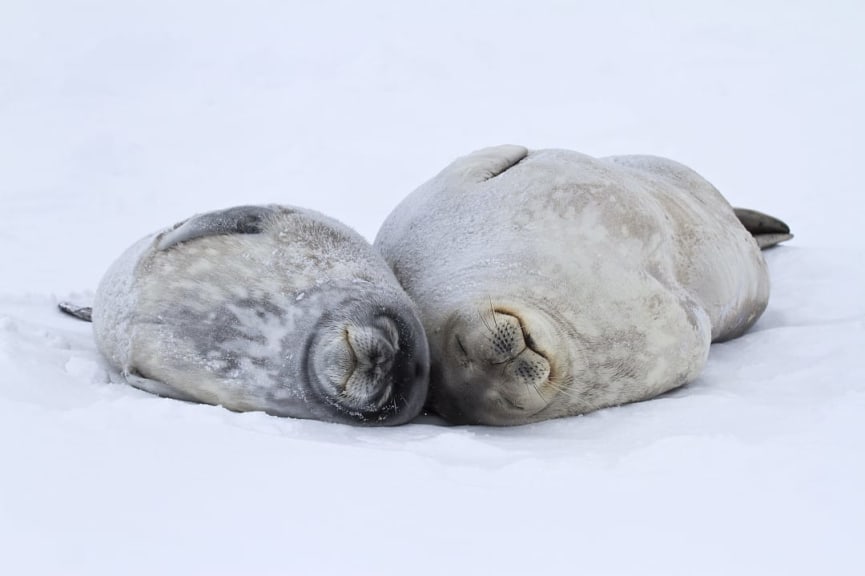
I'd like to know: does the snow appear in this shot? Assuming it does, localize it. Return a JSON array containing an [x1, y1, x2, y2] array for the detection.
[[1, 1, 863, 574]]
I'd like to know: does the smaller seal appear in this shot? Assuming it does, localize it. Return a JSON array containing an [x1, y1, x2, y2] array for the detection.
[[62, 205, 430, 425]]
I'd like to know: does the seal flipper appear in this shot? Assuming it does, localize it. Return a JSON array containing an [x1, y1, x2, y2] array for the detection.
[[442, 145, 528, 184], [157, 205, 278, 251], [733, 208, 794, 249], [58, 302, 93, 322]]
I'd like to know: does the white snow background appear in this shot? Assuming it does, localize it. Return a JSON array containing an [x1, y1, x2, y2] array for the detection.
[[1, 1, 863, 574]]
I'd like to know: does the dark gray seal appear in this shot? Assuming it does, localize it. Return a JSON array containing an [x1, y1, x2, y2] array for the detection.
[[63, 205, 430, 425], [375, 145, 791, 425]]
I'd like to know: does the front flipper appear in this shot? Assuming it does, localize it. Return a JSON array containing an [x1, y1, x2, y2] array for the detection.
[[58, 302, 93, 322], [156, 205, 278, 251], [733, 208, 794, 249], [441, 145, 528, 184]]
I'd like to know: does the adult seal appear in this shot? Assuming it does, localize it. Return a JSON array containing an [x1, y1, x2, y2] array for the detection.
[[61, 205, 430, 425], [375, 145, 791, 425]]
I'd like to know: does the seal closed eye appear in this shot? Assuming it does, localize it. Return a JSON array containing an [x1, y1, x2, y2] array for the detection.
[[62, 204, 430, 425]]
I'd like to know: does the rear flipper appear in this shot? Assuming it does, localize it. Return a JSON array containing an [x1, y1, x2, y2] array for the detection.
[[733, 208, 793, 249], [58, 302, 93, 322]]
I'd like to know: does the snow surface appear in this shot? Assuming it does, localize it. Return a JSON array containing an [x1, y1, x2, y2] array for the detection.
[[1, 1, 863, 574]]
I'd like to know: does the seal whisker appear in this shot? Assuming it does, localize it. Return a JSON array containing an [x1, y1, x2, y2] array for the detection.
[[489, 298, 499, 330], [478, 306, 494, 336], [530, 381, 546, 401]]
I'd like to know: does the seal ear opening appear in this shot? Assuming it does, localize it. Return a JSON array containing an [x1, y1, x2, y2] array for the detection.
[[733, 208, 793, 249]]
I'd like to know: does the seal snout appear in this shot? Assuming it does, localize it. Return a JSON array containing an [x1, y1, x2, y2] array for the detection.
[[434, 308, 554, 424], [310, 301, 430, 425], [457, 311, 551, 379], [320, 317, 401, 412]]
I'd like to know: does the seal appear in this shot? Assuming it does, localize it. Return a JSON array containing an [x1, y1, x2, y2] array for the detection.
[[62, 205, 430, 425], [375, 145, 792, 425]]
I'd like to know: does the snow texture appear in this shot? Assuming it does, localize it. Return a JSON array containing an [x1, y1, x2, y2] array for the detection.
[[1, 1, 863, 574]]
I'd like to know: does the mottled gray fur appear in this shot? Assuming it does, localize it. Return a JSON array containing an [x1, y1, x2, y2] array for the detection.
[[91, 205, 429, 425]]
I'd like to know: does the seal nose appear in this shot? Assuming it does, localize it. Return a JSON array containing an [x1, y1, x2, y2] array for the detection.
[[463, 310, 551, 388], [336, 316, 401, 411], [306, 292, 429, 425], [345, 319, 398, 379], [465, 311, 528, 364]]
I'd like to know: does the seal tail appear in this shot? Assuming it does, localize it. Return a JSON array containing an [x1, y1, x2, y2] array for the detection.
[[733, 208, 793, 249], [58, 302, 93, 322]]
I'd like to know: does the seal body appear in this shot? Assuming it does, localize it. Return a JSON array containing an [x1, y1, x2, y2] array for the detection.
[[93, 205, 429, 425], [375, 146, 776, 425]]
